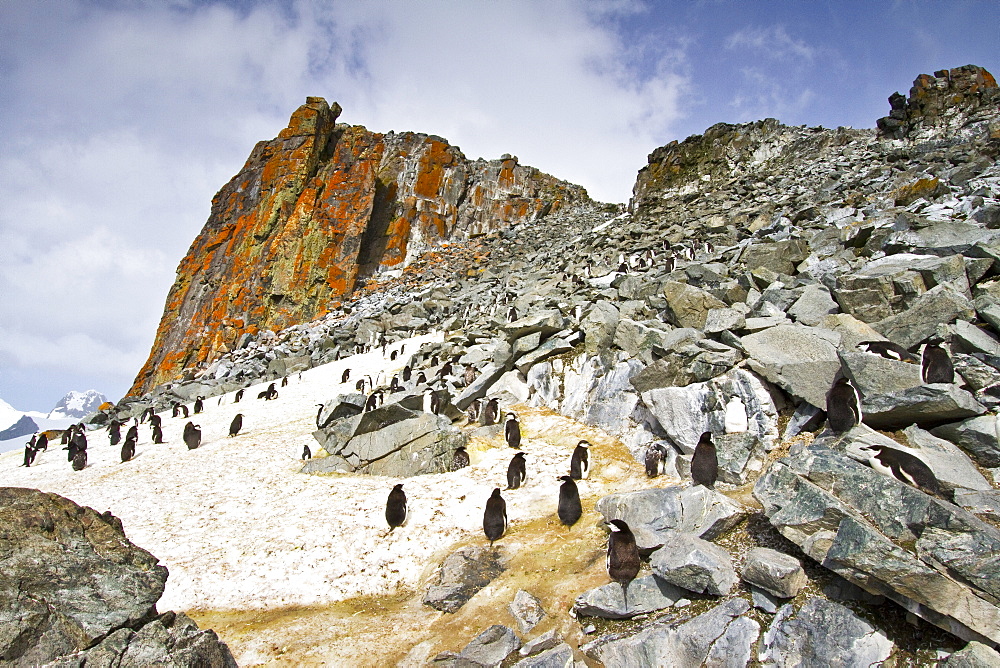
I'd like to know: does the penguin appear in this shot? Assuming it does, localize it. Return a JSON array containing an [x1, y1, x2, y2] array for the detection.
[[467, 399, 481, 423], [431, 354, 439, 367], [72, 449, 87, 471], [402, 365, 412, 382], [149, 413, 162, 429], [180, 404, 190, 418], [125, 421, 139, 444], [385, 484, 407, 531], [690, 432, 718, 489], [390, 350, 398, 361], [861, 444, 942, 497], [483, 488, 508, 547], [183, 422, 201, 450], [645, 443, 667, 478], [570, 440, 590, 480], [483, 398, 499, 426], [365, 392, 380, 412], [724, 396, 749, 433], [464, 365, 478, 387], [22, 443, 36, 467], [234, 389, 244, 403], [607, 519, 641, 610], [557, 475, 582, 527], [152, 424, 164, 444], [858, 340, 917, 363], [36, 433, 48, 452], [281, 376, 288, 387], [430, 389, 442, 415], [194, 396, 205, 414], [451, 446, 470, 471], [172, 404, 180, 418], [121, 436, 136, 463], [109, 420, 122, 446], [922, 341, 954, 384], [72, 426, 88, 454], [826, 376, 862, 434], [229, 414, 243, 437], [506, 452, 527, 490], [302, 444, 312, 460], [315, 404, 325, 428], [504, 413, 521, 449], [356, 378, 367, 393], [416, 372, 427, 385], [390, 376, 401, 393], [61, 427, 71, 445], [266, 383, 278, 400]]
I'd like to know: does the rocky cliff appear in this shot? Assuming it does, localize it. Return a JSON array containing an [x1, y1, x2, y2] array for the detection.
[[129, 98, 591, 396]]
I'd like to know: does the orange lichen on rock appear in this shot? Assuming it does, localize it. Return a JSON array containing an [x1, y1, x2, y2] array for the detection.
[[129, 99, 591, 396]]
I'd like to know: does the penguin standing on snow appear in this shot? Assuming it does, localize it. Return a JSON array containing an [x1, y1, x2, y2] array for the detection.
[[385, 484, 407, 531], [483, 488, 507, 547], [557, 476, 582, 527], [302, 444, 311, 460], [570, 440, 590, 479], [121, 435, 136, 463], [861, 444, 942, 497], [482, 398, 500, 426], [109, 420, 122, 446], [645, 443, 668, 478], [342, 368, 351, 383], [194, 396, 205, 414], [151, 424, 164, 444], [183, 422, 201, 450], [506, 452, 527, 490], [826, 376, 862, 434], [234, 389, 244, 403], [922, 341, 954, 384], [690, 432, 718, 489], [504, 413, 521, 449], [450, 446, 470, 471], [229, 414, 243, 437], [22, 442, 36, 467], [607, 519, 641, 610], [36, 433, 48, 451], [724, 396, 749, 433], [125, 421, 139, 444]]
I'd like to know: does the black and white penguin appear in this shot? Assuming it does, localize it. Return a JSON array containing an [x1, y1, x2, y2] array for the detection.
[[690, 432, 718, 489], [315, 404, 325, 428], [504, 413, 521, 449], [450, 446, 470, 471], [229, 414, 243, 437], [180, 404, 190, 418], [356, 378, 367, 393], [858, 340, 917, 363], [121, 436, 136, 463], [506, 452, 527, 490], [607, 519, 641, 610], [281, 376, 288, 387], [149, 413, 162, 430], [645, 443, 667, 478], [22, 443, 36, 467], [385, 484, 407, 531], [390, 349, 398, 361], [483, 488, 507, 547], [365, 392, 380, 412], [464, 365, 478, 388], [183, 422, 201, 450], [72, 449, 87, 471], [390, 376, 401, 393], [266, 383, 279, 400], [402, 365, 412, 382], [861, 444, 942, 497], [921, 341, 954, 384], [416, 372, 427, 386], [151, 424, 164, 444], [36, 433, 48, 451], [557, 475, 582, 527], [342, 368, 351, 383], [109, 420, 122, 446], [482, 398, 499, 426], [125, 421, 139, 444], [570, 440, 591, 480], [826, 376, 862, 434], [234, 389, 244, 403], [302, 444, 312, 460], [194, 396, 204, 414]]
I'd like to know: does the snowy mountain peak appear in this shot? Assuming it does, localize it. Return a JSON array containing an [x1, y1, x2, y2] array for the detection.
[[47, 390, 108, 420]]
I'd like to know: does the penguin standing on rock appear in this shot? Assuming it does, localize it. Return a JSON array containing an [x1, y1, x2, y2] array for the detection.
[[690, 432, 718, 489], [504, 413, 521, 449], [826, 376, 862, 434], [450, 446, 470, 471], [506, 452, 527, 490], [557, 476, 582, 527], [229, 414, 243, 437], [183, 422, 201, 450], [385, 484, 407, 531], [861, 444, 942, 497], [607, 519, 641, 610], [570, 440, 590, 479], [922, 341, 954, 384], [645, 443, 668, 478], [483, 488, 507, 547], [467, 399, 481, 423]]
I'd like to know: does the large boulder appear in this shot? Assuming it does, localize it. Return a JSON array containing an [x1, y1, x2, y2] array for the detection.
[[872, 284, 975, 349], [648, 531, 738, 596], [423, 546, 508, 613], [741, 325, 842, 408], [861, 383, 987, 430], [572, 575, 686, 620], [661, 280, 728, 329], [931, 415, 1000, 468]]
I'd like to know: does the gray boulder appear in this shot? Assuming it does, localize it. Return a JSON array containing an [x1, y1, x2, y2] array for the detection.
[[788, 284, 839, 326], [582, 300, 620, 354], [648, 531, 738, 596], [741, 324, 842, 408], [424, 546, 508, 613], [582, 598, 759, 668], [513, 643, 574, 668], [941, 641, 1000, 667], [714, 431, 767, 485], [740, 547, 807, 599], [502, 310, 568, 341], [508, 589, 545, 634], [838, 350, 923, 398], [596, 485, 746, 545], [454, 363, 508, 410], [661, 280, 728, 329], [758, 598, 893, 668], [572, 575, 686, 619], [954, 319, 1000, 356], [931, 415, 1000, 468], [459, 625, 521, 667], [873, 284, 974, 349], [862, 383, 987, 429]]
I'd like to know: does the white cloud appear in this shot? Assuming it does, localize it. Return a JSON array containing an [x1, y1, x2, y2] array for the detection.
[[725, 24, 817, 63]]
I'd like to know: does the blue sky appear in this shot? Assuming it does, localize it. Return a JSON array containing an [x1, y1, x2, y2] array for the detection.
[[0, 0, 997, 413]]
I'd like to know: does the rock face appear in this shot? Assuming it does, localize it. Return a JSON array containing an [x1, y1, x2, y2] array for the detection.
[[0, 487, 234, 667], [130, 97, 590, 395]]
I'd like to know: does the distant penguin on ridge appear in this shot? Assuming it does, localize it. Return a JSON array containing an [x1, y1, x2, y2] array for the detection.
[[506, 452, 527, 490], [826, 376, 862, 434], [450, 446, 470, 471], [483, 488, 507, 547], [557, 475, 582, 527], [229, 414, 243, 437], [570, 440, 590, 480], [690, 432, 718, 489], [504, 413, 521, 449], [385, 484, 407, 531], [724, 396, 749, 433], [922, 341, 954, 384]]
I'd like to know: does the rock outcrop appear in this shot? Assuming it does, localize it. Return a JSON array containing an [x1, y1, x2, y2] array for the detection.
[[130, 98, 591, 395]]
